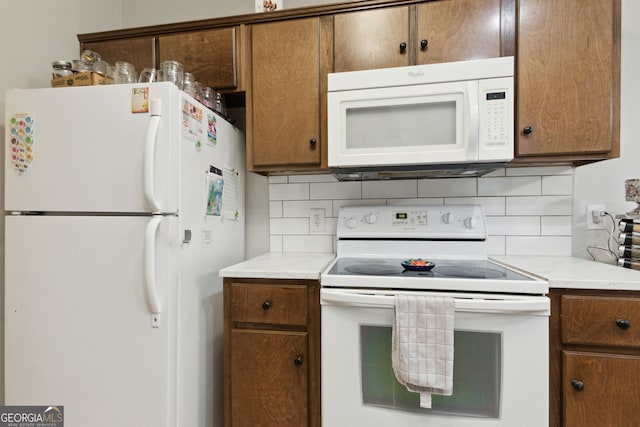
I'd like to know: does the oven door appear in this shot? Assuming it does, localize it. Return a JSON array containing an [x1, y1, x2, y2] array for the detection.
[[320, 288, 549, 427]]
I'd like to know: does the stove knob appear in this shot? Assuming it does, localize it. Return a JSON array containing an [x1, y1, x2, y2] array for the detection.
[[442, 212, 456, 224], [365, 212, 378, 224], [345, 216, 358, 229], [464, 217, 478, 229]]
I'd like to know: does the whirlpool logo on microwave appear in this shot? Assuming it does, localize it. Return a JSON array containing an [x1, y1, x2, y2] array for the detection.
[[0, 406, 63, 427]]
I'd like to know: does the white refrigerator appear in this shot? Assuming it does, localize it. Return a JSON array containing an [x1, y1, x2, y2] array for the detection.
[[4, 82, 245, 427]]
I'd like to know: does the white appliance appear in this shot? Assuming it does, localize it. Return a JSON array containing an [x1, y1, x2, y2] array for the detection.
[[327, 57, 514, 180], [4, 82, 245, 427], [321, 205, 549, 426]]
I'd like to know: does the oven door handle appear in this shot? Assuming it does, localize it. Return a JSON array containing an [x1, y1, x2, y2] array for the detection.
[[320, 289, 550, 315]]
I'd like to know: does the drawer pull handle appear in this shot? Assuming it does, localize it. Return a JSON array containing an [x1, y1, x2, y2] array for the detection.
[[571, 380, 585, 392], [399, 42, 407, 52], [262, 301, 271, 310], [294, 356, 303, 366], [616, 319, 631, 330]]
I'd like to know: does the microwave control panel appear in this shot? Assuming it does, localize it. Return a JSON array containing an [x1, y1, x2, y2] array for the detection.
[[478, 76, 514, 158], [483, 91, 508, 147]]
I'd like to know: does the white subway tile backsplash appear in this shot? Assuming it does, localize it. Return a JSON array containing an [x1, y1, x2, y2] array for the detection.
[[418, 178, 477, 197], [268, 175, 288, 184], [445, 197, 505, 215], [269, 183, 309, 200], [362, 180, 417, 199], [486, 216, 540, 236], [283, 200, 333, 217], [283, 235, 334, 252], [310, 181, 362, 200], [542, 175, 573, 195], [506, 195, 572, 215], [332, 199, 387, 216], [269, 201, 283, 217], [270, 218, 309, 235], [506, 236, 572, 256], [479, 176, 541, 196], [288, 174, 338, 183], [541, 216, 572, 236], [270, 235, 283, 252], [486, 235, 506, 256], [387, 198, 444, 206], [267, 169, 576, 256]]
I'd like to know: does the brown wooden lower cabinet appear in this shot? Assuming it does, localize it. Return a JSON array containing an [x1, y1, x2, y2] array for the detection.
[[550, 289, 640, 427], [223, 278, 320, 427]]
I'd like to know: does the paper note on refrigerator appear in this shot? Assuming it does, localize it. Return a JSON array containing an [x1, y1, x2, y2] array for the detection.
[[221, 166, 240, 220]]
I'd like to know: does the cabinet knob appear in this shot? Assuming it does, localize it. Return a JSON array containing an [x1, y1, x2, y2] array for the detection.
[[294, 356, 303, 366], [399, 42, 407, 52], [309, 138, 317, 147], [420, 39, 428, 50], [262, 300, 271, 310], [571, 380, 585, 392], [523, 126, 533, 135], [616, 319, 631, 329]]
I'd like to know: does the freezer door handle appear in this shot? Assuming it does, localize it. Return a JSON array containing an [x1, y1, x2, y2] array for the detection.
[[144, 217, 162, 316], [144, 100, 162, 213]]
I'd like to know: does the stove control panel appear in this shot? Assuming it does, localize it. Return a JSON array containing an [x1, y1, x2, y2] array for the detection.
[[337, 204, 487, 239]]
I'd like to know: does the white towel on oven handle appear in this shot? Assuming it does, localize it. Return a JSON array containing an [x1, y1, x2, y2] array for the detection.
[[392, 294, 455, 408]]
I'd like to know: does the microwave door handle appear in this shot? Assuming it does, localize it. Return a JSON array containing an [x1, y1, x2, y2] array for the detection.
[[467, 81, 479, 159], [321, 289, 549, 315]]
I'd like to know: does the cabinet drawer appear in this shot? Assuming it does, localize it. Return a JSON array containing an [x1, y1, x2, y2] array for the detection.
[[230, 283, 308, 326], [562, 295, 640, 347]]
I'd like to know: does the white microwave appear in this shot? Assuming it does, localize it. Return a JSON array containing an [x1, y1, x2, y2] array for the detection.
[[327, 56, 514, 180]]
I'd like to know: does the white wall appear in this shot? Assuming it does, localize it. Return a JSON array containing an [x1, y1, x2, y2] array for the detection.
[[572, 0, 640, 263]]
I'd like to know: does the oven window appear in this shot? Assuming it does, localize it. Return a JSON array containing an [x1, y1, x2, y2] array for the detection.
[[360, 325, 501, 418]]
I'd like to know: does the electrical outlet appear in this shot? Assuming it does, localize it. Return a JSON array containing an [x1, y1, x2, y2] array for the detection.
[[310, 208, 325, 233], [586, 204, 606, 230]]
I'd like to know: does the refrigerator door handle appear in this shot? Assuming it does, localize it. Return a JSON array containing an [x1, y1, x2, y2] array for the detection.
[[144, 216, 162, 323], [144, 99, 162, 213]]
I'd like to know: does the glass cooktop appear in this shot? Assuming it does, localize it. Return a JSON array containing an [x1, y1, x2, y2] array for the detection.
[[326, 257, 536, 281]]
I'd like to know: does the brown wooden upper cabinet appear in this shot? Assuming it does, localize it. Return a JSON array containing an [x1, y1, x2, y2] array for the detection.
[[516, 0, 620, 161], [81, 36, 156, 76], [157, 27, 239, 90], [246, 17, 331, 171], [333, 0, 503, 73]]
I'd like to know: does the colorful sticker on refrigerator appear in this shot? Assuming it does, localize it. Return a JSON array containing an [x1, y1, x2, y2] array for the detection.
[[207, 113, 217, 146], [8, 113, 35, 174], [131, 87, 149, 113], [182, 98, 204, 142]]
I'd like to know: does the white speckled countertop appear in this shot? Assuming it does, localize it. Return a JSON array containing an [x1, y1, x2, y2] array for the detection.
[[492, 256, 640, 291], [221, 253, 640, 291], [219, 252, 336, 280]]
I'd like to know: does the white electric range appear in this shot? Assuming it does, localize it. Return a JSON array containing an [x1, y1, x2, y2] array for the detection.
[[320, 204, 549, 427]]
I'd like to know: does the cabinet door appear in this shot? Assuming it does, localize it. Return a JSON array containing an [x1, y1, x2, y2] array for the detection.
[[333, 6, 410, 72], [230, 329, 308, 426], [564, 351, 640, 427], [517, 0, 618, 157], [82, 36, 155, 75], [416, 0, 502, 65], [249, 18, 322, 169], [158, 27, 238, 90]]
